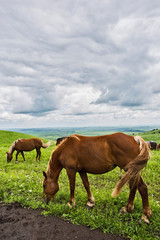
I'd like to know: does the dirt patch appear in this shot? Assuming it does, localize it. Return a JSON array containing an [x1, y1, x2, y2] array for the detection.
[[0, 202, 130, 240]]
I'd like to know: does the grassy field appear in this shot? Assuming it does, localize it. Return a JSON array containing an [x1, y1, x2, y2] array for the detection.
[[0, 129, 160, 240]]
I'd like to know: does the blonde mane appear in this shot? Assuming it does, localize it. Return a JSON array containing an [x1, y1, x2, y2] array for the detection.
[[8, 140, 17, 154], [46, 135, 80, 177], [46, 138, 67, 176]]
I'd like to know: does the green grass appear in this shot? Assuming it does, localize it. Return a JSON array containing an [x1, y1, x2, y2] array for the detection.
[[139, 129, 160, 142], [0, 130, 160, 240]]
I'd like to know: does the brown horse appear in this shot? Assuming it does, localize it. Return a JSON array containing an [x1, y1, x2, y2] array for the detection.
[[146, 141, 157, 150], [42, 133, 152, 224], [6, 138, 51, 163]]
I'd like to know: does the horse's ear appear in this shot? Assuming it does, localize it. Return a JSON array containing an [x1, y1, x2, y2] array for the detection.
[[43, 171, 47, 179]]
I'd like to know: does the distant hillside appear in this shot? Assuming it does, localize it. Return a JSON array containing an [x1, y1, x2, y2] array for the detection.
[[1, 128, 160, 146], [7, 126, 155, 140]]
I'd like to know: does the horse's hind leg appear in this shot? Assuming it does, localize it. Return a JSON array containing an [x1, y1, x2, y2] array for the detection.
[[120, 176, 152, 224], [79, 172, 95, 208], [35, 149, 38, 161], [120, 177, 138, 214], [35, 148, 41, 161], [138, 177, 152, 225], [66, 168, 76, 208], [21, 151, 26, 162], [38, 149, 41, 161], [37, 149, 41, 161]]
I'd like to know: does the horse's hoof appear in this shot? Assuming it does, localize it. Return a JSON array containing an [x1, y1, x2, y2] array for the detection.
[[86, 201, 95, 208], [127, 205, 134, 213], [67, 201, 76, 208], [119, 206, 128, 215], [138, 215, 150, 225], [73, 201, 76, 208], [67, 202, 72, 208], [86, 196, 95, 208]]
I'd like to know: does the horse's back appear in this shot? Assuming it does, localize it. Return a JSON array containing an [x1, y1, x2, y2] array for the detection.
[[15, 138, 42, 151], [57, 133, 140, 173]]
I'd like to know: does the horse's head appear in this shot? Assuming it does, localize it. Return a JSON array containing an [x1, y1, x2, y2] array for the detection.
[[6, 152, 13, 163], [42, 171, 59, 204]]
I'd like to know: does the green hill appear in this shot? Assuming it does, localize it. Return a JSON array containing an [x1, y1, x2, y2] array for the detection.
[[139, 128, 160, 143], [0, 130, 35, 146]]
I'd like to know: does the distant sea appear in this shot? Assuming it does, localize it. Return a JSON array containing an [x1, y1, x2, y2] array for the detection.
[[9, 126, 157, 140]]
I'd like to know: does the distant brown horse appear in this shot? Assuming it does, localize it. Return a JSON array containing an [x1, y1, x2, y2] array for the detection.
[[42, 133, 152, 224], [146, 141, 157, 150], [56, 137, 67, 146], [6, 138, 51, 163]]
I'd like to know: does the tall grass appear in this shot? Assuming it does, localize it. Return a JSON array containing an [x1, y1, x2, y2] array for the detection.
[[0, 130, 160, 240]]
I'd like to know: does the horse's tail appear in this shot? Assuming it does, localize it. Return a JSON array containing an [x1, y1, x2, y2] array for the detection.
[[112, 136, 151, 197], [42, 140, 52, 148]]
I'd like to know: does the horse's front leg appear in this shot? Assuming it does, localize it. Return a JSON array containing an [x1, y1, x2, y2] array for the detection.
[[79, 171, 95, 208], [21, 151, 26, 162], [66, 168, 76, 208], [138, 177, 152, 225], [15, 151, 19, 163]]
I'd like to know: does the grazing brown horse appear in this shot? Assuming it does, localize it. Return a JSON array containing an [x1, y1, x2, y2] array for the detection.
[[42, 133, 152, 224], [146, 140, 157, 150], [6, 138, 51, 163]]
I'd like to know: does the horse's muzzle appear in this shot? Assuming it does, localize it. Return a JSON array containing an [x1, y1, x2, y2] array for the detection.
[[43, 193, 50, 205]]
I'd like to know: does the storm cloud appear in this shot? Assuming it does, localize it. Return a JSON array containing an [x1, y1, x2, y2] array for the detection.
[[0, 0, 160, 128]]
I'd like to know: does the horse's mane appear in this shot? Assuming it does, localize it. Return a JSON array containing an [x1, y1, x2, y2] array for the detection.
[[46, 135, 80, 177], [8, 140, 16, 154], [46, 137, 68, 176], [8, 139, 21, 154]]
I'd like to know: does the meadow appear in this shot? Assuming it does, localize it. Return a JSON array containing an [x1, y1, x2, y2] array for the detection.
[[0, 129, 160, 240]]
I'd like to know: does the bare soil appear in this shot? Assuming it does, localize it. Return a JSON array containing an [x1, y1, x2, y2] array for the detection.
[[0, 202, 130, 240]]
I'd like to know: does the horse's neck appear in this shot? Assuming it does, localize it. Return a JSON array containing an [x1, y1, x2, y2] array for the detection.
[[47, 152, 62, 181], [8, 141, 16, 154]]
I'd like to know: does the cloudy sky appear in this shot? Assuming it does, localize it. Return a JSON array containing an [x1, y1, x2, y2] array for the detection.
[[0, 0, 160, 129]]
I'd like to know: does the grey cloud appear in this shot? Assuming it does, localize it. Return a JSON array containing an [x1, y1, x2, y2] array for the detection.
[[12, 87, 59, 116], [0, 0, 160, 127]]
